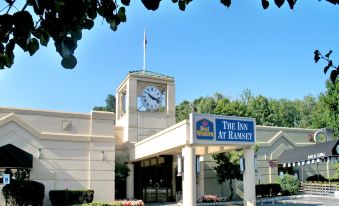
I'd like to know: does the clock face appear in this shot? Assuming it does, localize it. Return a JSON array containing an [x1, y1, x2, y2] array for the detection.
[[141, 86, 162, 111]]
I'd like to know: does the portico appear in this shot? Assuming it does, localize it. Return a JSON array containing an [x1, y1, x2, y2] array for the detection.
[[126, 114, 257, 206]]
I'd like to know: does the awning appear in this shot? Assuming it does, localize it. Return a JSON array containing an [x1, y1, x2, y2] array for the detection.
[[277, 140, 339, 165], [0, 144, 33, 168]]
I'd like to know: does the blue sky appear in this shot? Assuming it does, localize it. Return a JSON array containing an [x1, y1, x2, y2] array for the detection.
[[0, 1, 338, 113]]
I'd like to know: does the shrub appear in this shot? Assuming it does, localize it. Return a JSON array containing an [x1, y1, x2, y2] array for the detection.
[[278, 174, 300, 196], [306, 174, 328, 182], [270, 183, 281, 196], [2, 179, 45, 206], [49, 190, 94, 206], [255, 184, 281, 197]]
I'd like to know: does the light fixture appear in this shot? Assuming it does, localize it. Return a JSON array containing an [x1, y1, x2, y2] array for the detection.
[[37, 149, 41, 159], [177, 154, 182, 176], [283, 163, 286, 168], [196, 156, 201, 175], [264, 154, 267, 161], [101, 151, 104, 161], [287, 163, 291, 167], [317, 159, 321, 163]]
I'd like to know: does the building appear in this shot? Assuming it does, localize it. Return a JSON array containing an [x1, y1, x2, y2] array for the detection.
[[0, 70, 335, 205]]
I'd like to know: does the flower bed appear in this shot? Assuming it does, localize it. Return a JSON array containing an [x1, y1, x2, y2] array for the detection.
[[77, 200, 144, 206]]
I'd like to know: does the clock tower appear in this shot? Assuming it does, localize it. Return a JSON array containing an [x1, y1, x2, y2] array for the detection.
[[115, 70, 175, 144]]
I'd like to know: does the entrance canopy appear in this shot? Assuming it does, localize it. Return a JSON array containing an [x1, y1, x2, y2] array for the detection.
[[129, 114, 256, 161], [0, 144, 33, 168], [277, 140, 339, 165]]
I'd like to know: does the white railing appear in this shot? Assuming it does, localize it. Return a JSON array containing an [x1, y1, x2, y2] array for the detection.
[[302, 182, 339, 196]]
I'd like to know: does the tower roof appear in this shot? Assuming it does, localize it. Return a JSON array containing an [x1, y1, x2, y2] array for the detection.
[[129, 70, 174, 80]]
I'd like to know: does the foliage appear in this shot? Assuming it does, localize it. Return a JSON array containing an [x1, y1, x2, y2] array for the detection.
[[277, 174, 300, 196], [255, 184, 281, 197], [93, 94, 116, 113], [306, 174, 328, 182], [310, 81, 339, 137], [77, 200, 144, 206], [2, 179, 45, 206], [115, 162, 130, 199], [175, 86, 339, 139], [14, 168, 30, 181], [335, 162, 339, 178], [175, 100, 192, 122], [49, 190, 94, 206], [0, 1, 337, 69], [314, 50, 339, 83], [212, 151, 243, 200], [198, 194, 219, 203]]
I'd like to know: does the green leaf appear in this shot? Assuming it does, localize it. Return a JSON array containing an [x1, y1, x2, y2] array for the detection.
[[61, 55, 77, 69], [71, 29, 82, 40], [0, 54, 6, 69], [324, 65, 331, 74], [121, 0, 130, 6], [287, 0, 296, 9], [0, 43, 4, 53], [262, 0, 269, 9], [178, 0, 186, 11], [314, 50, 320, 63], [4, 51, 14, 68], [141, 0, 161, 11], [28, 38, 39, 56], [118, 7, 127, 22], [330, 69, 338, 84], [220, 0, 231, 7], [82, 19, 94, 30], [325, 50, 333, 58], [274, 0, 285, 8], [40, 30, 50, 47]]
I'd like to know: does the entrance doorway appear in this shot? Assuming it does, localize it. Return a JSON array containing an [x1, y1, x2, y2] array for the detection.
[[134, 155, 175, 203]]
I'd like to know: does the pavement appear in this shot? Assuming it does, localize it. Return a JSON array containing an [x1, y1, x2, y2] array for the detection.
[[144, 195, 339, 206]]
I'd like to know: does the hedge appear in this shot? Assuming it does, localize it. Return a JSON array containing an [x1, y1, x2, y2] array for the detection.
[[49, 189, 94, 206], [255, 184, 281, 197], [2, 180, 45, 206]]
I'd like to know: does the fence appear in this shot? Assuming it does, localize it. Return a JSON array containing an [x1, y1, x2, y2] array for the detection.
[[301, 182, 339, 196]]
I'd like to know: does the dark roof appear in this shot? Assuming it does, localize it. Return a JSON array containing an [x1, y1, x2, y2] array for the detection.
[[129, 70, 174, 80], [277, 140, 339, 164], [0, 144, 33, 168]]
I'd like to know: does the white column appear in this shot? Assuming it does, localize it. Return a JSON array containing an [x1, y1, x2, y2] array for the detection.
[[126, 163, 134, 199], [196, 156, 204, 199], [182, 146, 196, 206], [243, 148, 256, 206]]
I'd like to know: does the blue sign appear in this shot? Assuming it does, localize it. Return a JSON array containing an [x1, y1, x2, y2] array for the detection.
[[216, 119, 254, 142], [3, 174, 10, 185], [196, 118, 214, 140]]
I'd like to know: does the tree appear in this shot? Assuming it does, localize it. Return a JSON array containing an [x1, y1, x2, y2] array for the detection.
[[212, 151, 243, 201], [310, 81, 339, 137], [175, 100, 191, 122], [93, 94, 116, 112], [0, 1, 337, 70]]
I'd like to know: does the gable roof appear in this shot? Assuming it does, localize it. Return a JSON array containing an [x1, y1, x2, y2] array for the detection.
[[0, 144, 33, 168]]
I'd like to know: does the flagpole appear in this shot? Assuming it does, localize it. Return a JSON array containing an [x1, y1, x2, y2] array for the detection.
[[143, 28, 146, 71]]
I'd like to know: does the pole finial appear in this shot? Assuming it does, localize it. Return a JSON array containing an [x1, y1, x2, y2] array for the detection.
[[143, 28, 147, 71]]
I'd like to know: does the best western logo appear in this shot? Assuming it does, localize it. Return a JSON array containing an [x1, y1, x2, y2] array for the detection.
[[196, 119, 214, 140]]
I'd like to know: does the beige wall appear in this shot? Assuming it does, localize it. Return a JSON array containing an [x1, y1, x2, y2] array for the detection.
[[0, 107, 115, 206]]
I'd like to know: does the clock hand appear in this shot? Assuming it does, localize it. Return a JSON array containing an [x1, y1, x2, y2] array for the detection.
[[147, 93, 160, 104]]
